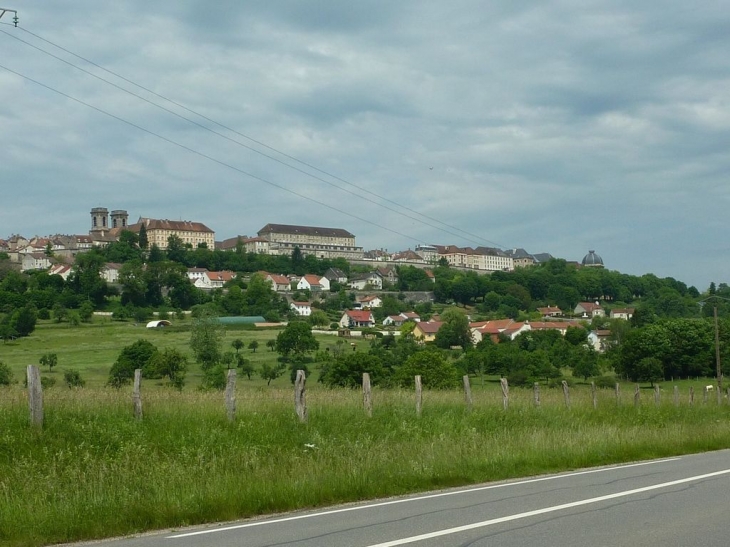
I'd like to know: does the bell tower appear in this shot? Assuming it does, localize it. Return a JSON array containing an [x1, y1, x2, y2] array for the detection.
[[90, 207, 109, 233]]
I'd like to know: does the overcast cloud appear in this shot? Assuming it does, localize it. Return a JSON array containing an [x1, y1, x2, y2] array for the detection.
[[1, 1, 729, 290]]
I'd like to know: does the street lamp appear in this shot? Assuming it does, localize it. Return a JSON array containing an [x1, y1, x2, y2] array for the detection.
[[698, 296, 728, 392]]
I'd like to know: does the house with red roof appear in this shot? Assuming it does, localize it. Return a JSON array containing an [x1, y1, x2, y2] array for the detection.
[[413, 321, 444, 342], [574, 301, 605, 318], [297, 274, 330, 292], [339, 310, 375, 328], [262, 272, 291, 292]]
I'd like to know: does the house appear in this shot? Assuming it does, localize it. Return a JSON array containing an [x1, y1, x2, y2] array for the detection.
[[262, 272, 291, 292], [187, 268, 209, 283], [382, 311, 421, 326], [412, 321, 443, 342], [348, 272, 383, 290], [527, 321, 583, 335], [290, 301, 312, 317], [383, 315, 406, 327], [125, 217, 215, 250], [48, 264, 73, 280], [574, 301, 605, 318], [297, 274, 330, 292], [357, 295, 382, 309], [204, 271, 236, 289], [588, 329, 613, 352], [20, 253, 52, 272], [391, 249, 424, 263], [339, 310, 375, 328], [101, 263, 123, 284], [323, 267, 348, 285], [610, 308, 635, 320], [363, 249, 390, 261], [376, 266, 398, 285], [537, 306, 563, 319], [470, 319, 517, 344]]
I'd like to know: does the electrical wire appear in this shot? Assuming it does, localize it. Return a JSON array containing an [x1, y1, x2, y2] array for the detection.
[[0, 61, 435, 247], [0, 22, 508, 249]]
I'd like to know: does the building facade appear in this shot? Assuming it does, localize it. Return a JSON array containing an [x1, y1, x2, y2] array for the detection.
[[257, 223, 364, 260]]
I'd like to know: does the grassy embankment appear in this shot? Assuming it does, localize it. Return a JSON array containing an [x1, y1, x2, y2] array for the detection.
[[2, 320, 730, 547]]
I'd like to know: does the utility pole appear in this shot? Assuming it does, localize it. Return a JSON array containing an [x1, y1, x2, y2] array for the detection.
[[0, 8, 19, 26], [715, 305, 722, 392]]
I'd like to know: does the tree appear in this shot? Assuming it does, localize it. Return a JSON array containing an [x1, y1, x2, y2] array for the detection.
[[319, 352, 385, 388], [434, 308, 471, 349], [108, 339, 158, 387], [236, 354, 255, 379], [248, 340, 259, 353], [189, 310, 224, 370], [275, 322, 319, 359], [138, 223, 149, 249], [149, 348, 188, 389], [635, 357, 664, 386], [231, 339, 244, 353], [266, 339, 276, 351], [260, 363, 284, 385], [166, 235, 186, 263], [39, 352, 58, 372], [10, 305, 37, 337], [394, 348, 459, 389]]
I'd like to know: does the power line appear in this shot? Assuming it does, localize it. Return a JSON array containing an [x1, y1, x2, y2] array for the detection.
[[0, 61, 433, 247], [0, 22, 507, 249]]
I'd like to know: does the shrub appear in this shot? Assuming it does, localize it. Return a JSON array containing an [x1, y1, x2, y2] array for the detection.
[[594, 375, 618, 389], [0, 361, 13, 385], [37, 308, 51, 320], [41, 376, 56, 389], [548, 376, 573, 389], [506, 370, 533, 387], [63, 369, 85, 388]]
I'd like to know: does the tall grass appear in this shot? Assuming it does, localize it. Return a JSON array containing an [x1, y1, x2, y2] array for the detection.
[[2, 383, 730, 547]]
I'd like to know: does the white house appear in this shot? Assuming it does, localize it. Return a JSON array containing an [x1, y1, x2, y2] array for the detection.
[[20, 253, 52, 272], [290, 301, 312, 316], [339, 310, 375, 328], [297, 274, 330, 292], [348, 272, 383, 290], [357, 295, 382, 309], [574, 301, 605, 318], [610, 308, 634, 320], [101, 263, 123, 284]]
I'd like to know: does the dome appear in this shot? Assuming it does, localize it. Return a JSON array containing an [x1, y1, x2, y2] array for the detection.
[[582, 250, 604, 267]]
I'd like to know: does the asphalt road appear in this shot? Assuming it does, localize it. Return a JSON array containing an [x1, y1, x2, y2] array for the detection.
[[76, 450, 730, 547]]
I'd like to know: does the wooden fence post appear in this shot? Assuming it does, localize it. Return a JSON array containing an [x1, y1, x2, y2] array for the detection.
[[654, 385, 660, 406], [561, 380, 571, 408], [634, 384, 640, 407], [615, 382, 621, 406], [673, 385, 679, 407], [689, 386, 694, 406], [415, 375, 422, 417], [27, 365, 43, 428], [533, 382, 541, 407], [717, 385, 722, 406], [363, 373, 373, 418], [500, 378, 509, 410], [462, 375, 472, 412], [225, 369, 236, 422], [294, 370, 307, 423], [132, 369, 143, 420], [591, 381, 597, 409], [703, 386, 709, 404]]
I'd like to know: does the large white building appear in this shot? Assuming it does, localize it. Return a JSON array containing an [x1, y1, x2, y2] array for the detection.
[[257, 223, 364, 260]]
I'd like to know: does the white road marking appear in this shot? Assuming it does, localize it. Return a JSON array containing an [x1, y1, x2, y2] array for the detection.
[[166, 458, 679, 539], [364, 468, 730, 547]]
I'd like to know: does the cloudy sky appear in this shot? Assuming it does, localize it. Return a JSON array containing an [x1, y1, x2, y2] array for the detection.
[[1, 1, 729, 290]]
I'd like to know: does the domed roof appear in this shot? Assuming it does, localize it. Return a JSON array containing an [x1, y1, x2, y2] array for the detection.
[[582, 250, 604, 267]]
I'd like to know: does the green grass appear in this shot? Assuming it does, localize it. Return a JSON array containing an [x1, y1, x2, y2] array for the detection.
[[3, 384, 730, 547], [3, 321, 730, 546]]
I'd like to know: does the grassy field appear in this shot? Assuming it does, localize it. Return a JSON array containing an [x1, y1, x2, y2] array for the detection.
[[2, 320, 730, 547], [0, 318, 339, 388]]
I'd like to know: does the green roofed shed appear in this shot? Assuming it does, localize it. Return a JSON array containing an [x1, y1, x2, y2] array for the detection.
[[216, 316, 266, 325]]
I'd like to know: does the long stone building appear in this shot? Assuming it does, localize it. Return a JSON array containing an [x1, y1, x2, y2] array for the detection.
[[257, 223, 364, 260]]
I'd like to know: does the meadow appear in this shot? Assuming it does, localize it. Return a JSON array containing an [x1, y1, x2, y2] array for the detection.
[[2, 320, 730, 547]]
